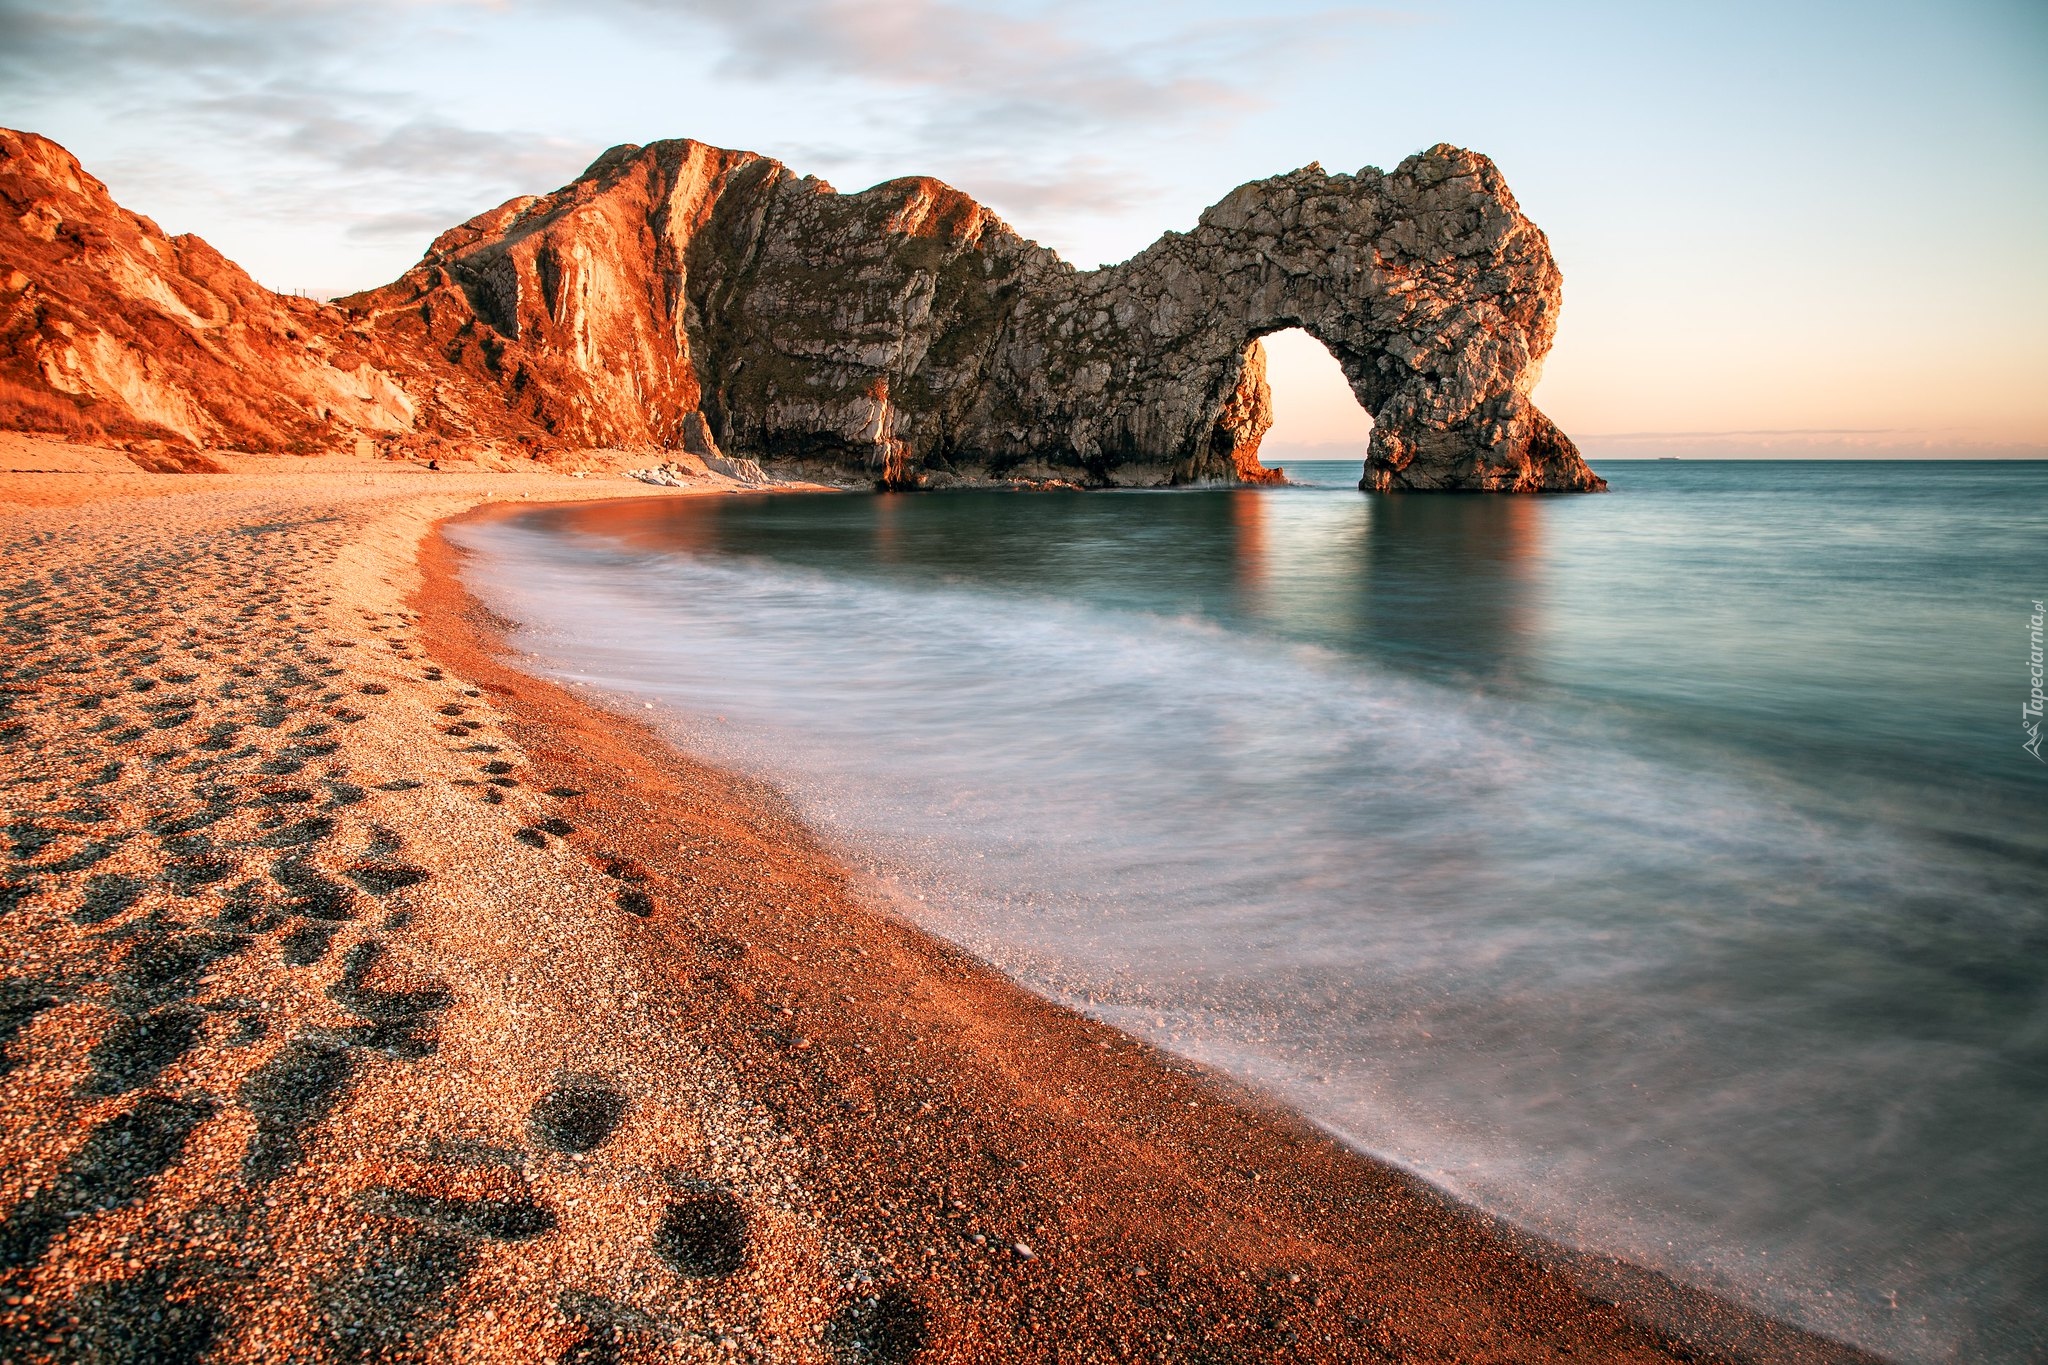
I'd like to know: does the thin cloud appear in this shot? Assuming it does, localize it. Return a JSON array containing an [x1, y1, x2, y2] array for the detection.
[[167, 86, 597, 233], [2, 2, 585, 174], [4, 0, 597, 250], [344, 207, 487, 244], [655, 2, 1405, 260], [255, 100, 598, 187], [4, 0, 1388, 195], [0, 0, 347, 88], [636, 0, 1382, 151], [910, 155, 1165, 217], [660, 0, 1242, 120], [1585, 427, 1906, 439], [1, 0, 1413, 282]]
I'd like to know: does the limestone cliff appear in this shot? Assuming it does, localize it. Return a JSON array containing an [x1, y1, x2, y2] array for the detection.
[[1, 128, 1602, 491]]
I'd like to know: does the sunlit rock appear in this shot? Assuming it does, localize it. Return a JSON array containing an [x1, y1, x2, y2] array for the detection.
[[1, 127, 1601, 491]]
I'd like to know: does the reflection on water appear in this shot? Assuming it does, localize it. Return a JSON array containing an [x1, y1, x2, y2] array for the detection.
[[1356, 493, 1544, 682], [1228, 489, 1267, 599], [578, 483, 1552, 687], [457, 461, 2048, 1365]]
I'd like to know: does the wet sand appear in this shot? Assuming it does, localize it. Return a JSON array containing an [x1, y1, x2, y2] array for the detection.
[[0, 444, 1882, 1362]]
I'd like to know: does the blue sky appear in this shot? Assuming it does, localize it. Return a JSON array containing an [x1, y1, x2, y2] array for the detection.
[[2, 0, 2042, 458]]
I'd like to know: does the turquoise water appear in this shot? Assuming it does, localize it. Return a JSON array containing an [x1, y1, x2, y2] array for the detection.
[[457, 460, 2048, 1363]]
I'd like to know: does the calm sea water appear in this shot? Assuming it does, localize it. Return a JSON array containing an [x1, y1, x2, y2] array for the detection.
[[455, 460, 2048, 1363]]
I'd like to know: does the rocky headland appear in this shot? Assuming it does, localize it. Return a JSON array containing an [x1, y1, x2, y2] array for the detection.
[[1, 128, 1603, 492]]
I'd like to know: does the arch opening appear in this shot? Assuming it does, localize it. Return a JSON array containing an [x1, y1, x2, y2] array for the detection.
[[1257, 328, 1374, 481]]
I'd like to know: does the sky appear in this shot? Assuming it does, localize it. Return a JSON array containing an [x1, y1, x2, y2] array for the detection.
[[2, 0, 2043, 460]]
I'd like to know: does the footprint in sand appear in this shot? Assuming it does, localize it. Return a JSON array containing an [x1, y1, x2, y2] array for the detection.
[[0, 977, 66, 1075], [595, 851, 656, 917], [651, 1184, 749, 1278], [823, 1286, 931, 1365], [77, 1002, 207, 1096], [310, 1222, 474, 1357], [239, 1036, 356, 1182], [20, 1262, 223, 1365], [528, 1077, 629, 1154], [0, 1093, 218, 1269], [73, 871, 144, 924], [361, 1188, 557, 1241], [279, 920, 339, 966]]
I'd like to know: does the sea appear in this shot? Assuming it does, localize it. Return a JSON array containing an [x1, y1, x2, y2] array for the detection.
[[452, 459, 2048, 1363]]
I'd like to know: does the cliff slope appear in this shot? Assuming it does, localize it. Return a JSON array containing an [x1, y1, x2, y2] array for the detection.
[[0, 130, 428, 458]]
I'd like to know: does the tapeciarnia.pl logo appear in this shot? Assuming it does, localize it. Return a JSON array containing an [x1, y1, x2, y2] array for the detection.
[[2027, 599, 2046, 763]]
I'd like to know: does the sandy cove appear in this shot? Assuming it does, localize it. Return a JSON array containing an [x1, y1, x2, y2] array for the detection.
[[0, 442, 1879, 1364]]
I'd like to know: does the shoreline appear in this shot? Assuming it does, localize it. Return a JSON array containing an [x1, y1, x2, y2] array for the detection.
[[0, 449, 1884, 1362], [429, 495, 1889, 1365]]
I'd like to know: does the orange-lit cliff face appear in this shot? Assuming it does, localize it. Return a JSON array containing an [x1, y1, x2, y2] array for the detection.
[[1211, 342, 1281, 485], [0, 128, 1600, 491], [0, 129, 424, 454], [337, 139, 771, 451]]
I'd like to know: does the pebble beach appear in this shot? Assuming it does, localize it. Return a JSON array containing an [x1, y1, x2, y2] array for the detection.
[[0, 437, 1879, 1364]]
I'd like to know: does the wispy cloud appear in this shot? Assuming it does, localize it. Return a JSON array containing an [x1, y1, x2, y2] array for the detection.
[[1583, 427, 1905, 439], [344, 207, 480, 244], [1, 0, 596, 246], [3, 0, 1384, 162], [0, 0, 1407, 279], [639, 0, 1256, 130], [0, 0, 322, 85], [1576, 426, 2048, 459], [597, 0, 1397, 246], [922, 155, 1168, 218]]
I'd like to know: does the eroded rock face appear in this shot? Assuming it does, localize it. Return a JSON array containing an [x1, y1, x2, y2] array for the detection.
[[1, 127, 1602, 491]]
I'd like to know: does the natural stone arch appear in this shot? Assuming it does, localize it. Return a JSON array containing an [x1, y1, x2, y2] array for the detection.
[[339, 137, 1600, 491], [362, 138, 1601, 492], [967, 146, 1603, 491]]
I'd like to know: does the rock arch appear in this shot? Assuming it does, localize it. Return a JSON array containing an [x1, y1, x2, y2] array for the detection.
[[968, 147, 1603, 491], [342, 138, 1601, 491]]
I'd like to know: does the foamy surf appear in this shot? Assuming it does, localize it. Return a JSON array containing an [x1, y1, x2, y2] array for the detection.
[[454, 461, 2048, 1363]]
